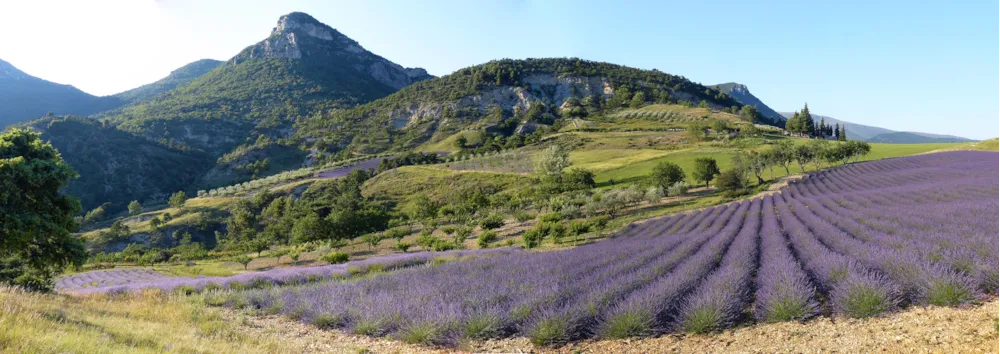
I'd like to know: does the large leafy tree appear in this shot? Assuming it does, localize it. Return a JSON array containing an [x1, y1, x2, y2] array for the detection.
[[0, 128, 86, 291]]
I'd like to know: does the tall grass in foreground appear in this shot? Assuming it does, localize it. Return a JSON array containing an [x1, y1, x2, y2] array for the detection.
[[0, 286, 293, 353]]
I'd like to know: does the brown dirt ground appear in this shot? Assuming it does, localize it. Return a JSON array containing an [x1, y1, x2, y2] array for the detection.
[[227, 299, 999, 354]]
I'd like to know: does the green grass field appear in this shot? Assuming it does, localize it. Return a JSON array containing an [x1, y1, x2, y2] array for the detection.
[[588, 139, 967, 188]]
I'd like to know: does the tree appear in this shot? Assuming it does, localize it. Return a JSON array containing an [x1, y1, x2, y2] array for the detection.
[[687, 122, 708, 142], [691, 157, 721, 187], [847, 140, 871, 163], [168, 191, 187, 208], [785, 112, 800, 133], [739, 105, 759, 123], [629, 91, 646, 109], [759, 149, 777, 180], [793, 144, 815, 172], [834, 123, 841, 140], [839, 125, 847, 141], [650, 161, 685, 190], [291, 212, 328, 244], [362, 233, 385, 250], [562, 168, 596, 191], [534, 144, 571, 177], [0, 129, 85, 291], [243, 234, 272, 257], [84, 205, 106, 225], [149, 216, 162, 230], [405, 194, 439, 222], [454, 135, 468, 150], [807, 140, 830, 170], [711, 119, 729, 136], [233, 255, 253, 270], [800, 103, 815, 135], [772, 140, 794, 176], [128, 200, 143, 216], [715, 168, 746, 193]]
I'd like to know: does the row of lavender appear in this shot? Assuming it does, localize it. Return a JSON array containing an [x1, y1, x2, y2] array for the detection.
[[58, 249, 513, 294], [212, 151, 994, 346]]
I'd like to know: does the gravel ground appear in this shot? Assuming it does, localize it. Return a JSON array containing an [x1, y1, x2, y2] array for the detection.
[[227, 298, 998, 353]]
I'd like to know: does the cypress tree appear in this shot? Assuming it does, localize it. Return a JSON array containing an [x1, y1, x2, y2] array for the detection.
[[800, 103, 815, 136]]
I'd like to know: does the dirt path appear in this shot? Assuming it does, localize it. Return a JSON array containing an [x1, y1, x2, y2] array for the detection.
[[228, 299, 998, 353]]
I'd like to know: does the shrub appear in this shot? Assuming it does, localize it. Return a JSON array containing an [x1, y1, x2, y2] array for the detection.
[[715, 168, 745, 193], [667, 181, 690, 197], [477, 230, 498, 248], [479, 214, 505, 230], [528, 315, 573, 346], [464, 312, 506, 339], [416, 233, 438, 249], [600, 309, 655, 339], [589, 215, 611, 230], [539, 212, 562, 223], [395, 242, 412, 253], [522, 229, 543, 249], [833, 274, 898, 318], [321, 252, 350, 264], [431, 239, 457, 251], [385, 227, 410, 241], [440, 225, 458, 235], [514, 211, 536, 222]]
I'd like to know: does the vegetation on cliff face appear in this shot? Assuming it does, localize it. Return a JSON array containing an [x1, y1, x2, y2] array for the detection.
[[296, 58, 748, 156]]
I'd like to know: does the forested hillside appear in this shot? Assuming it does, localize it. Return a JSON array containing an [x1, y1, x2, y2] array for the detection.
[[22, 116, 209, 210]]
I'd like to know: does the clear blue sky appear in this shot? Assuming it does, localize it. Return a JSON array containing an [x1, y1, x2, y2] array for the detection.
[[0, 0, 996, 139]]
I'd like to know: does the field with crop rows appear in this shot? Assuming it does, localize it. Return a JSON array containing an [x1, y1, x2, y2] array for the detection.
[[58, 249, 511, 294], [65, 151, 998, 347]]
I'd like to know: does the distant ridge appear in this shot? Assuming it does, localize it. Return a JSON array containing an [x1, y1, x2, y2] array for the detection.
[[112, 59, 223, 104], [777, 112, 974, 143], [0, 58, 121, 127]]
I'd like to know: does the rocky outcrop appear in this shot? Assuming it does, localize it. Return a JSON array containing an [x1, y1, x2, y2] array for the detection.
[[234, 12, 433, 90], [385, 73, 616, 129]]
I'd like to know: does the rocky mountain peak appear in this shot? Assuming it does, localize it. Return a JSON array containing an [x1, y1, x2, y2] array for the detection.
[[230, 12, 433, 89], [273, 12, 335, 41]]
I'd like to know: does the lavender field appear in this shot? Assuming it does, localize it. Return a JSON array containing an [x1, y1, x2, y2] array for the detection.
[[203, 151, 996, 345], [68, 151, 998, 346], [57, 249, 512, 294]]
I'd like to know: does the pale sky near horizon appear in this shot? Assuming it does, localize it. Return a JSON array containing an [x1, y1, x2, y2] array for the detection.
[[0, 0, 996, 139]]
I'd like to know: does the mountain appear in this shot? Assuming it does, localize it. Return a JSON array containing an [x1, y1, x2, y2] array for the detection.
[[866, 131, 976, 144], [297, 58, 747, 154], [112, 59, 223, 104], [0, 58, 121, 127], [23, 12, 433, 212], [712, 83, 785, 124], [104, 11, 433, 155], [777, 112, 974, 143]]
